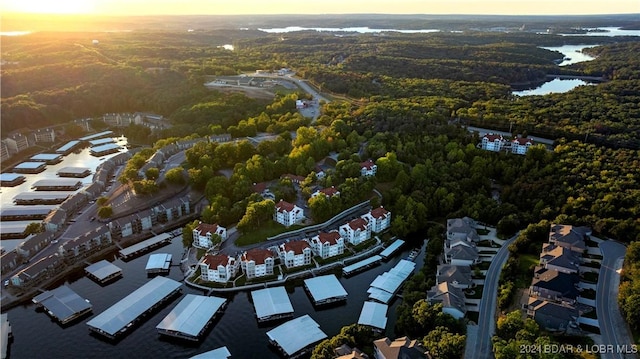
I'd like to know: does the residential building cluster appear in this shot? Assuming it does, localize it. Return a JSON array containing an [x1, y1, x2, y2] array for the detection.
[[525, 224, 592, 332], [1, 129, 56, 162], [479, 133, 535, 155], [197, 206, 390, 283], [427, 217, 481, 319]]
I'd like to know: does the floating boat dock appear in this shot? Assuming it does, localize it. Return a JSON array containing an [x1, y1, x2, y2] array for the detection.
[[0, 173, 26, 187], [379, 239, 405, 259], [190, 346, 231, 359], [32, 285, 92, 324], [85, 260, 123, 284], [29, 153, 63, 165], [12, 161, 46, 174], [266, 315, 327, 358], [57, 167, 91, 178], [156, 294, 226, 341], [251, 286, 294, 322], [119, 233, 172, 260], [342, 255, 382, 276], [0, 205, 55, 221], [90, 143, 121, 157], [86, 276, 181, 340], [14, 192, 70, 205], [367, 259, 416, 304], [357, 301, 388, 331], [79, 131, 114, 142], [1, 313, 12, 359], [32, 179, 83, 191], [304, 274, 348, 306], [88, 138, 114, 147], [55, 140, 82, 155], [145, 253, 172, 274]]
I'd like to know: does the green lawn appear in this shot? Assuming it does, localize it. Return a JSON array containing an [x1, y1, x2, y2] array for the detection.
[[235, 222, 304, 246], [515, 254, 539, 288], [466, 286, 484, 299], [477, 228, 491, 235]]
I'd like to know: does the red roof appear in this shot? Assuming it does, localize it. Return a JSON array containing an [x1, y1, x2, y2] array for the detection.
[[370, 206, 389, 219], [282, 240, 310, 254], [252, 182, 268, 193], [319, 187, 339, 196], [360, 159, 375, 170], [242, 248, 275, 265], [483, 133, 504, 142], [202, 254, 231, 268], [281, 173, 305, 183], [276, 200, 296, 213], [195, 223, 220, 235], [317, 231, 342, 245], [513, 137, 534, 145], [348, 218, 369, 231]]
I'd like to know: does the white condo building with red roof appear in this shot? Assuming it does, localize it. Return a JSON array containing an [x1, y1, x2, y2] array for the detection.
[[362, 206, 391, 233], [199, 254, 239, 283], [512, 137, 534, 155], [309, 231, 344, 259], [360, 159, 377, 177], [310, 186, 340, 199], [481, 133, 506, 152], [192, 222, 227, 249], [240, 248, 276, 279], [278, 240, 312, 268], [339, 217, 371, 245], [274, 200, 304, 227]]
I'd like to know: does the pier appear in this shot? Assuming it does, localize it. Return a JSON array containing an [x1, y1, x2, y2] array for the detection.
[[367, 259, 416, 304], [145, 253, 172, 275], [379, 239, 405, 259], [342, 255, 382, 276], [119, 233, 172, 260], [251, 287, 294, 322], [32, 285, 92, 324], [303, 275, 348, 306]]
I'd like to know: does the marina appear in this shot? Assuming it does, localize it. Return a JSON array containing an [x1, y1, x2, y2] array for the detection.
[[0, 205, 55, 221], [266, 315, 327, 358], [0, 173, 25, 187], [13, 192, 71, 205], [29, 153, 63, 165], [56, 167, 91, 178], [89, 143, 121, 156], [342, 255, 382, 276], [79, 131, 114, 142], [85, 260, 123, 284], [55, 140, 82, 155], [86, 276, 182, 340], [88, 138, 115, 146], [379, 238, 405, 259], [367, 259, 416, 304], [250, 286, 295, 322], [32, 285, 92, 324], [12, 162, 46, 174], [190, 346, 231, 359], [156, 294, 227, 341], [32, 179, 83, 191], [145, 253, 172, 274], [303, 274, 348, 305], [119, 233, 172, 259], [357, 301, 388, 331], [0, 221, 33, 240]]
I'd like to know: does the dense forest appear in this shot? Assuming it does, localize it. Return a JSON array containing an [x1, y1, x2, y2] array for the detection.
[[2, 19, 639, 356]]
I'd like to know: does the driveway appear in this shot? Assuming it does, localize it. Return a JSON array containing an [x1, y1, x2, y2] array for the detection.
[[597, 240, 637, 359]]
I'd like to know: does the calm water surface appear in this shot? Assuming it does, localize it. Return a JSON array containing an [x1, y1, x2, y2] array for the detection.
[[513, 78, 592, 96], [6, 237, 424, 358]]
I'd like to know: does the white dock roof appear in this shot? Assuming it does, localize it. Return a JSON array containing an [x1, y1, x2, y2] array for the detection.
[[156, 294, 226, 338], [145, 253, 172, 271], [85, 260, 122, 281], [89, 138, 114, 146], [367, 287, 394, 304], [190, 346, 231, 359], [379, 239, 405, 258], [358, 301, 388, 330], [342, 255, 381, 274], [30, 153, 62, 161], [251, 286, 294, 320], [119, 233, 171, 257], [266, 315, 327, 356], [32, 285, 92, 323], [86, 276, 181, 337], [304, 274, 348, 303]]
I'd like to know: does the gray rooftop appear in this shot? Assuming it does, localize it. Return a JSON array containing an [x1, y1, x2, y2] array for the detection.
[[380, 239, 405, 258], [251, 286, 294, 320], [357, 301, 388, 330], [1, 205, 55, 217], [369, 260, 416, 296], [119, 233, 171, 257], [367, 287, 394, 304], [0, 221, 32, 235], [14, 192, 71, 201], [266, 315, 327, 356], [85, 260, 122, 281], [145, 253, 172, 271], [57, 167, 91, 175], [32, 285, 92, 323], [190, 347, 231, 359], [32, 179, 83, 188], [304, 275, 348, 303], [86, 276, 181, 337], [156, 294, 226, 338]]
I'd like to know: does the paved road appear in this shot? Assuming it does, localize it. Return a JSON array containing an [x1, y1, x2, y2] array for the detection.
[[467, 234, 518, 359], [597, 240, 637, 359]]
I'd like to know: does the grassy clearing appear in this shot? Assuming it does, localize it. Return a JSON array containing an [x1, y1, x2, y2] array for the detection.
[[235, 222, 304, 246], [515, 254, 539, 288]]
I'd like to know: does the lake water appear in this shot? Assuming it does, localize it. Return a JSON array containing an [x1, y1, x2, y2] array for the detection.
[[5, 236, 424, 358], [258, 26, 440, 34], [513, 78, 592, 96], [560, 27, 640, 37], [541, 45, 597, 66]]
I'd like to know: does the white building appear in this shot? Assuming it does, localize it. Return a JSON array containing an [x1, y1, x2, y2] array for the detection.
[[309, 231, 344, 259], [240, 248, 276, 279], [2, 134, 30, 154], [362, 206, 391, 233], [512, 137, 534, 155], [339, 218, 371, 245], [199, 254, 239, 283], [278, 240, 312, 268], [360, 159, 377, 177], [481, 133, 506, 152], [273, 200, 304, 227], [310, 187, 340, 199], [193, 222, 227, 249], [33, 128, 56, 143]]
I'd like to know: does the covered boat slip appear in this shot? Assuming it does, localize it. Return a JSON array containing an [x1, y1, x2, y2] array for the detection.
[[90, 143, 121, 156], [13, 192, 70, 205], [266, 315, 327, 358], [379, 239, 405, 259], [342, 255, 382, 276], [31, 179, 83, 191], [119, 233, 172, 259], [86, 277, 181, 339], [32, 285, 92, 324], [0, 205, 55, 221], [251, 286, 294, 322], [367, 259, 416, 304], [145, 253, 172, 274], [55, 140, 82, 154], [303, 274, 348, 305], [190, 346, 231, 359], [79, 131, 114, 141], [156, 294, 227, 341], [0, 173, 26, 187], [29, 153, 63, 164], [85, 260, 123, 284], [57, 166, 91, 178], [357, 301, 388, 331]]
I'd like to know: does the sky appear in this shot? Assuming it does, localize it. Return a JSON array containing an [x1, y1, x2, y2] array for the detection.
[[1, 0, 638, 16]]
